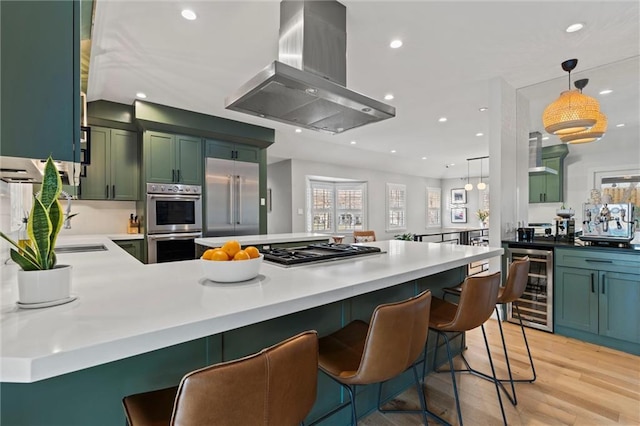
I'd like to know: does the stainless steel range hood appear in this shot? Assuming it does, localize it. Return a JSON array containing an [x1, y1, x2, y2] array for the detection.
[[225, 0, 395, 134], [528, 132, 558, 175]]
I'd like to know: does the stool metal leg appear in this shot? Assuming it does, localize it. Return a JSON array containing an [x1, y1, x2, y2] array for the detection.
[[513, 303, 537, 383], [346, 384, 357, 426], [434, 331, 464, 426], [481, 324, 508, 426]]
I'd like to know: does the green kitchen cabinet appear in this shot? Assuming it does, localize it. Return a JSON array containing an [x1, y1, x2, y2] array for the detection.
[[1, 0, 80, 163], [555, 248, 640, 352], [144, 131, 202, 185], [529, 145, 568, 204], [114, 239, 144, 263], [205, 140, 260, 163], [80, 127, 139, 201]]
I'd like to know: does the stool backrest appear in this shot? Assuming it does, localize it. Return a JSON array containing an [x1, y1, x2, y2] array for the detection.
[[353, 290, 431, 384], [353, 230, 376, 242], [441, 272, 501, 332], [171, 331, 318, 426], [498, 257, 530, 304]]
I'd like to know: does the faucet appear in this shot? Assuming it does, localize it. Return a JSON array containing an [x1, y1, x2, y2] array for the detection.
[[60, 190, 77, 229]]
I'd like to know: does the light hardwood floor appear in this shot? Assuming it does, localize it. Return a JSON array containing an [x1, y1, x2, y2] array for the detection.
[[361, 319, 640, 425]]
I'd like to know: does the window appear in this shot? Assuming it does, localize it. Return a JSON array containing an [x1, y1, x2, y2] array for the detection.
[[426, 187, 441, 227], [307, 179, 367, 233], [386, 183, 406, 231]]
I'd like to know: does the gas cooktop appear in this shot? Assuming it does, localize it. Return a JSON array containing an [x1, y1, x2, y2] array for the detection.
[[261, 243, 383, 267]]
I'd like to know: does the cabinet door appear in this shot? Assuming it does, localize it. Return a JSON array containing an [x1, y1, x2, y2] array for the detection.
[[115, 240, 143, 263], [110, 129, 139, 200], [205, 140, 235, 160], [145, 131, 175, 183], [529, 173, 545, 203], [235, 145, 259, 163], [599, 271, 640, 343], [542, 157, 562, 202], [80, 127, 109, 199], [555, 266, 598, 333], [175, 135, 202, 185]]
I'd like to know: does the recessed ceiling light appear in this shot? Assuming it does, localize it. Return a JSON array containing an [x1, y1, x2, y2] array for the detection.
[[616, 123, 625, 127], [479, 107, 488, 112], [390, 150, 396, 153], [565, 23, 584, 33], [295, 128, 302, 133], [181, 9, 197, 20], [384, 94, 394, 100], [389, 39, 403, 49], [438, 117, 447, 122], [136, 92, 147, 99], [542, 136, 549, 140], [599, 89, 613, 95], [350, 140, 357, 145], [476, 132, 484, 137], [421, 157, 427, 160]]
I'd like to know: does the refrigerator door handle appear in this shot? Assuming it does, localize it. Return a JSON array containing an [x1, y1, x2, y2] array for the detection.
[[228, 175, 234, 225], [236, 175, 242, 224]]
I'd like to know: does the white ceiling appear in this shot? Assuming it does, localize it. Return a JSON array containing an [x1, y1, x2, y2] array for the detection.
[[88, 1, 640, 179]]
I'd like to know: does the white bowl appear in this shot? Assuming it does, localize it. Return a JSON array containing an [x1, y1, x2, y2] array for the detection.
[[200, 254, 263, 282], [556, 209, 575, 218]]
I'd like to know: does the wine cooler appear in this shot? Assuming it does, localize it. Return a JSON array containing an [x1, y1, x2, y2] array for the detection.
[[506, 247, 554, 332]]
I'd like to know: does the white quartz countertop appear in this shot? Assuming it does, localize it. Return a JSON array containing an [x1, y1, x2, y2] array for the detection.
[[195, 232, 331, 247], [1, 235, 502, 383]]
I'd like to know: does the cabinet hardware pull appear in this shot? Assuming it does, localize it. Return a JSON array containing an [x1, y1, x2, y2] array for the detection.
[[112, 185, 115, 198], [177, 169, 181, 182], [172, 169, 175, 182], [105, 185, 109, 198], [585, 259, 613, 263], [602, 275, 606, 294], [590, 273, 595, 293]]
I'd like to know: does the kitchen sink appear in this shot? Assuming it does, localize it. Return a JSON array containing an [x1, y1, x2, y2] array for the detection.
[[55, 244, 108, 253]]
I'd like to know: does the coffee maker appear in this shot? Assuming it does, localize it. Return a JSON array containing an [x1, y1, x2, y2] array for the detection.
[[555, 218, 575, 242]]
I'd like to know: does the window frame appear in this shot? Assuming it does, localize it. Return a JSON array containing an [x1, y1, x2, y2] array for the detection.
[[426, 187, 442, 228], [306, 179, 368, 233], [385, 183, 407, 232]]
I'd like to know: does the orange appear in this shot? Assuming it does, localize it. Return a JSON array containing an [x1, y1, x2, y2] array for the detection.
[[244, 246, 260, 259], [232, 250, 250, 261], [202, 249, 216, 260], [210, 249, 230, 261], [221, 240, 241, 258]]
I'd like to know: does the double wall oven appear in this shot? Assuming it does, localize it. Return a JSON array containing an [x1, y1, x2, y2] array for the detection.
[[146, 183, 202, 263]]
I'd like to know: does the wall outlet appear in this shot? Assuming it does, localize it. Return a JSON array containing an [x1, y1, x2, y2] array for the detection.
[[260, 198, 266, 206]]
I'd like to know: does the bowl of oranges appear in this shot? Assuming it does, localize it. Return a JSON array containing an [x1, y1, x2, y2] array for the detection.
[[200, 240, 263, 282]]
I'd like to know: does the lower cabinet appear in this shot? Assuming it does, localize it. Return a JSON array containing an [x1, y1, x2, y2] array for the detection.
[[555, 248, 640, 352], [114, 239, 144, 263]]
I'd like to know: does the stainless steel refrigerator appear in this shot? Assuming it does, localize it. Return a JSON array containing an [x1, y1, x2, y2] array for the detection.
[[205, 157, 259, 237]]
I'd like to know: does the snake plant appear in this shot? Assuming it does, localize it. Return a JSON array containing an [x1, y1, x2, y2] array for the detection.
[[0, 157, 64, 270]]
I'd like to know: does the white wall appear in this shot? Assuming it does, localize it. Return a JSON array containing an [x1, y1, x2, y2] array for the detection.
[[266, 159, 293, 234], [441, 177, 489, 228], [272, 159, 441, 242], [527, 125, 640, 227]]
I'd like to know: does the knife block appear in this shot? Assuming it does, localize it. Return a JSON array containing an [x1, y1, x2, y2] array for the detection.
[[127, 220, 140, 234]]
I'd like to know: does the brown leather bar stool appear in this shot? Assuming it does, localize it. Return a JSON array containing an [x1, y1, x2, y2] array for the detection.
[[429, 272, 507, 426], [122, 331, 318, 426], [314, 290, 447, 425], [442, 257, 535, 405]]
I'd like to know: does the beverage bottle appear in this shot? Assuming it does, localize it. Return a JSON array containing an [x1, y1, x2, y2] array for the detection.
[[18, 217, 30, 254]]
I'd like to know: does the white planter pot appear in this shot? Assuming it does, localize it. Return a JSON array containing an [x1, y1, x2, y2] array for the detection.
[[17, 265, 72, 304]]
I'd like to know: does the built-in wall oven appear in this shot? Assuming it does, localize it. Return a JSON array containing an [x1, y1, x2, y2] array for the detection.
[[146, 183, 202, 263], [506, 247, 554, 332]]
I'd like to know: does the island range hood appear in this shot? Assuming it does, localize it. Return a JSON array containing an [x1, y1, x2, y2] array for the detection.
[[225, 0, 396, 134], [528, 131, 558, 175]]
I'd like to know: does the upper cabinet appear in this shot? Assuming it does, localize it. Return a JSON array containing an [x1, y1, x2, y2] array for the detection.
[[529, 145, 569, 204], [144, 131, 202, 185], [80, 127, 139, 200], [0, 0, 79, 162], [205, 140, 260, 163]]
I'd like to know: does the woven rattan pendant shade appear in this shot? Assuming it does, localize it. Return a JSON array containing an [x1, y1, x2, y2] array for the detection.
[[542, 89, 600, 135], [560, 111, 608, 144]]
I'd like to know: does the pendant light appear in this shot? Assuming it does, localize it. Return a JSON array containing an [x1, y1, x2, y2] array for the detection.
[[477, 157, 486, 190], [464, 160, 473, 191], [542, 59, 600, 135], [560, 79, 608, 144]]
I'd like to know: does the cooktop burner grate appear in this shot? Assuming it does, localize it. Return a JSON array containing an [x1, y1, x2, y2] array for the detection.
[[261, 243, 382, 266]]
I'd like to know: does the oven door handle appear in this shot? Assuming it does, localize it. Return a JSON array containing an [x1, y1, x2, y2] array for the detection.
[[147, 194, 201, 201], [147, 232, 203, 241]]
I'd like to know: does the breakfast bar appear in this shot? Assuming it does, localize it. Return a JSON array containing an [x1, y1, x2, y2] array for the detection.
[[1, 236, 502, 425]]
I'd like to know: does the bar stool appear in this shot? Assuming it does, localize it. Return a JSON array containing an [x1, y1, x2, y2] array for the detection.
[[314, 290, 447, 425], [428, 272, 507, 426], [442, 257, 535, 405], [122, 331, 318, 426]]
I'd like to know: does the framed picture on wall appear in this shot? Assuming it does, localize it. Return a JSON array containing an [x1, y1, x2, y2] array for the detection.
[[451, 207, 467, 223], [451, 188, 466, 204]]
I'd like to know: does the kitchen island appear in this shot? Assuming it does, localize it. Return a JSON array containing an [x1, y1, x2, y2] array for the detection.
[[1, 236, 502, 425]]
